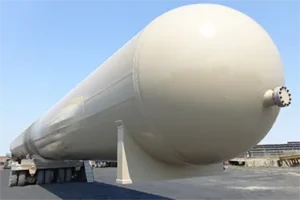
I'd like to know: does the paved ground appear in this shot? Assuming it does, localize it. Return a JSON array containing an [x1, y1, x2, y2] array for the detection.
[[1, 167, 299, 199]]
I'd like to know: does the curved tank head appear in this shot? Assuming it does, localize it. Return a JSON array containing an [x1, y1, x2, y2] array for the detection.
[[132, 3, 291, 165]]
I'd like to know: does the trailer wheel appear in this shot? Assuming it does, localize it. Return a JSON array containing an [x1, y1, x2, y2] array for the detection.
[[8, 171, 18, 187], [103, 162, 107, 167], [17, 171, 26, 186], [65, 168, 72, 182], [37, 170, 45, 185], [44, 170, 53, 184], [27, 175, 36, 184], [57, 169, 65, 183]]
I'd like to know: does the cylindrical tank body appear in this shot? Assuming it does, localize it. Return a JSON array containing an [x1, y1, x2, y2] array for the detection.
[[10, 4, 286, 165]]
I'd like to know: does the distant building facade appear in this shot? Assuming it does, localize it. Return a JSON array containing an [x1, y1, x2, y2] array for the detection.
[[237, 141, 300, 158]]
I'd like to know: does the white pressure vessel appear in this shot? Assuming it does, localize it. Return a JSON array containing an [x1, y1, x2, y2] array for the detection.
[[10, 3, 291, 166]]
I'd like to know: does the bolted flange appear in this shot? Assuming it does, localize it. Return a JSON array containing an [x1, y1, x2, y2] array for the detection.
[[263, 86, 292, 108], [272, 86, 292, 107]]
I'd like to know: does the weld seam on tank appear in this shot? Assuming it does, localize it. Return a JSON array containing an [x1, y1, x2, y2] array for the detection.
[[84, 72, 133, 104], [131, 29, 192, 166], [132, 32, 148, 119], [131, 31, 160, 139], [131, 31, 174, 164], [24, 122, 43, 159], [131, 32, 167, 135]]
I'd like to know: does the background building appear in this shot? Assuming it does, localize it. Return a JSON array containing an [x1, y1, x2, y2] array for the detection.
[[238, 142, 300, 158]]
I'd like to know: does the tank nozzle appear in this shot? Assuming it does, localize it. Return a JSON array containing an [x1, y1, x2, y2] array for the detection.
[[263, 86, 292, 108]]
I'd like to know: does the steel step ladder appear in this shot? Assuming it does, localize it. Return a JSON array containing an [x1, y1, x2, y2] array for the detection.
[[84, 161, 94, 183]]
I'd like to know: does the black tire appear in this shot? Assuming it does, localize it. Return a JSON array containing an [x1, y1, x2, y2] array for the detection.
[[103, 162, 107, 167], [17, 171, 26, 186], [27, 176, 36, 184], [77, 167, 87, 182], [44, 170, 53, 184], [37, 170, 45, 185], [56, 169, 65, 183], [65, 168, 72, 182], [8, 172, 18, 187]]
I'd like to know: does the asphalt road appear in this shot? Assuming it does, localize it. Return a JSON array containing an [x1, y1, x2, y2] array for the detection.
[[1, 167, 299, 200]]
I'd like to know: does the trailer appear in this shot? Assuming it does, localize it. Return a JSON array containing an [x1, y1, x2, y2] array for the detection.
[[8, 156, 94, 187]]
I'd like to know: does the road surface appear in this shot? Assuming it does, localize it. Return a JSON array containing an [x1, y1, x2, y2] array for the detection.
[[1, 167, 299, 199]]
